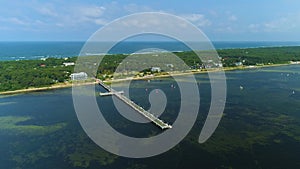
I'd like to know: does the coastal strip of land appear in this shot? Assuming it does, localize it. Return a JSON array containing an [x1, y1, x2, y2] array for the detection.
[[0, 63, 293, 95], [2, 46, 300, 95]]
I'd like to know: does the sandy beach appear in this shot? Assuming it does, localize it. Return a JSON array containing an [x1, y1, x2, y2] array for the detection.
[[0, 82, 96, 95]]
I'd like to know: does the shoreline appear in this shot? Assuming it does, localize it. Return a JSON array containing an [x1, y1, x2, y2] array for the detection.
[[0, 63, 294, 95], [0, 82, 96, 95]]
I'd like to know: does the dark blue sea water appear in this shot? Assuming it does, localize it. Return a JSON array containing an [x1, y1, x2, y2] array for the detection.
[[1, 65, 300, 168], [1, 41, 300, 61]]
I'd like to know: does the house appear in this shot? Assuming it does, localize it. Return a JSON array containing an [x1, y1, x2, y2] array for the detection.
[[290, 61, 300, 64], [70, 72, 88, 80], [235, 62, 243, 66], [215, 63, 223, 67], [151, 67, 161, 72], [166, 64, 174, 68], [63, 62, 75, 66]]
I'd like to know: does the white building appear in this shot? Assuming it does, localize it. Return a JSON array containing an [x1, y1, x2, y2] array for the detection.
[[166, 64, 174, 68], [151, 67, 161, 72], [63, 62, 75, 66], [215, 63, 223, 67], [290, 61, 300, 64], [70, 72, 88, 80], [235, 62, 243, 66]]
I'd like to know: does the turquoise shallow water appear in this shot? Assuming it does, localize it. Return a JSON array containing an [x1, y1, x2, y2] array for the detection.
[[0, 65, 300, 168]]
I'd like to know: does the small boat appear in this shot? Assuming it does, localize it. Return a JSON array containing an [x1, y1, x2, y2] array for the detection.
[[240, 85, 244, 90]]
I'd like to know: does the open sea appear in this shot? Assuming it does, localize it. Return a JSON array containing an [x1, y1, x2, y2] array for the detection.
[[1, 41, 300, 61]]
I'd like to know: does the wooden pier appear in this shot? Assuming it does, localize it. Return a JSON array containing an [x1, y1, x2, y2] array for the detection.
[[97, 80, 172, 129]]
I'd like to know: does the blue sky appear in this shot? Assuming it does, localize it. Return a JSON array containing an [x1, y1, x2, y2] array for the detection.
[[1, 0, 300, 41]]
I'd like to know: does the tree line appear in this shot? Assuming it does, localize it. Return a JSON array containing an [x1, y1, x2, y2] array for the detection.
[[1, 46, 300, 92]]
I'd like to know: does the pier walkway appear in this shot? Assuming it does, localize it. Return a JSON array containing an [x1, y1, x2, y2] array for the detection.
[[97, 79, 172, 129]]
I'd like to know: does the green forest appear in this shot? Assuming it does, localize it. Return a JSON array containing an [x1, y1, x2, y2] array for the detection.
[[1, 46, 300, 92]]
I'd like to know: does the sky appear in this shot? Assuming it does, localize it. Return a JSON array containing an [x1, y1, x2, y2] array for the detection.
[[1, 0, 300, 41]]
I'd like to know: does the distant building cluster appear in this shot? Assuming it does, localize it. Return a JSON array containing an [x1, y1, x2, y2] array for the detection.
[[70, 72, 88, 80], [290, 61, 300, 64], [203, 60, 223, 69]]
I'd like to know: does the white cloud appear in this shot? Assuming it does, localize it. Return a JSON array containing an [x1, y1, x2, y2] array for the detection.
[[10, 17, 28, 25], [228, 15, 237, 21], [208, 10, 218, 17], [34, 19, 45, 25], [94, 18, 108, 25], [249, 13, 300, 33], [78, 6, 106, 18], [0, 26, 10, 31], [0, 17, 29, 25], [36, 5, 58, 17], [72, 6, 108, 26], [263, 17, 294, 32], [248, 24, 261, 32], [181, 14, 211, 27], [0, 17, 48, 32], [123, 3, 153, 13], [119, 16, 162, 29], [45, 5, 108, 28], [215, 26, 234, 33], [0, 2, 165, 32], [55, 23, 64, 27]]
